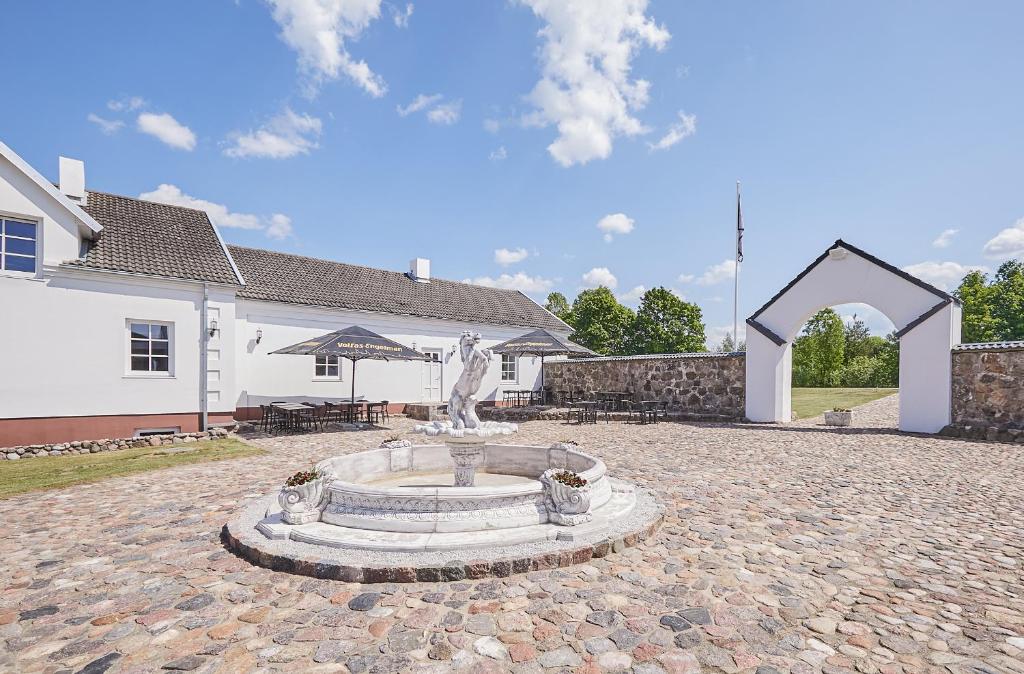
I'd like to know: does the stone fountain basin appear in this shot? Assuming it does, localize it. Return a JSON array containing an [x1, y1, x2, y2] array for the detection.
[[316, 443, 612, 534]]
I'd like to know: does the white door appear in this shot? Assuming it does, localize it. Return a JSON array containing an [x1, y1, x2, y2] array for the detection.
[[422, 348, 443, 401]]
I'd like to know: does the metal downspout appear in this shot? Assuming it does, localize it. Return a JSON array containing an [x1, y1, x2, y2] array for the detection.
[[200, 283, 209, 431]]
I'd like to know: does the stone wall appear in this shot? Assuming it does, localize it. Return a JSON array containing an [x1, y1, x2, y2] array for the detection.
[[543, 353, 746, 419], [1, 427, 233, 460], [944, 343, 1024, 442]]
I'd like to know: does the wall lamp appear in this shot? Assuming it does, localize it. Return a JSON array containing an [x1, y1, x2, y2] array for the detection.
[[208, 319, 219, 338], [255, 328, 263, 344]]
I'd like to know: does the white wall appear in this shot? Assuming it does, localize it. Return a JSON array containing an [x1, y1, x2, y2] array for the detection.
[[0, 269, 221, 419], [234, 299, 553, 409], [745, 247, 959, 432]]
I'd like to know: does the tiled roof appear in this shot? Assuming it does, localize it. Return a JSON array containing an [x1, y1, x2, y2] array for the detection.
[[953, 341, 1024, 352], [64, 191, 240, 285], [547, 352, 744, 363], [229, 245, 569, 332]]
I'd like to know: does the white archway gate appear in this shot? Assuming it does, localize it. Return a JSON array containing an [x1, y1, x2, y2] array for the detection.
[[745, 240, 961, 433]]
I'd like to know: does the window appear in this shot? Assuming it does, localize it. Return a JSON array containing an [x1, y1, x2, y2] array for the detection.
[[1, 218, 37, 273], [501, 354, 518, 382], [129, 322, 171, 373], [315, 355, 340, 378]]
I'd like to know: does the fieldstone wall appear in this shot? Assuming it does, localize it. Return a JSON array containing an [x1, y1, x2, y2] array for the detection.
[[543, 353, 746, 419], [1, 426, 234, 460], [943, 343, 1024, 442]]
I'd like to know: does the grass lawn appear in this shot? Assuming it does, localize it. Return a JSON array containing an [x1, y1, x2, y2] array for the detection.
[[0, 438, 264, 499], [791, 387, 898, 420]]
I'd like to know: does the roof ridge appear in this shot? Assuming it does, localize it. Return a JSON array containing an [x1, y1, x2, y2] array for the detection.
[[228, 244, 528, 295]]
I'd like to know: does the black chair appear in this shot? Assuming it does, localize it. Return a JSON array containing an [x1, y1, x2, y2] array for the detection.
[[311, 404, 330, 431], [624, 400, 644, 424], [258, 404, 274, 432], [380, 401, 390, 423]]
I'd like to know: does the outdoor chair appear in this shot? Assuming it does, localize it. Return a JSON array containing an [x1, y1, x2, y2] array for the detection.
[[366, 402, 385, 425], [258, 404, 276, 433], [379, 400, 390, 423], [311, 404, 331, 431], [267, 401, 288, 433], [624, 400, 645, 424]]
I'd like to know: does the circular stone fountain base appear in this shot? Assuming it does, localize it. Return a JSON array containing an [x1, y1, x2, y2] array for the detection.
[[222, 483, 662, 583]]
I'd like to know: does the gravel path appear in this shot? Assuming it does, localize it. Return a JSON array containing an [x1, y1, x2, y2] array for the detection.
[[2, 394, 1022, 674]]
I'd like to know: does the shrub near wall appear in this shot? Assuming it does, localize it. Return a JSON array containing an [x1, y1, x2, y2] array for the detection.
[[944, 342, 1024, 442], [543, 353, 745, 419]]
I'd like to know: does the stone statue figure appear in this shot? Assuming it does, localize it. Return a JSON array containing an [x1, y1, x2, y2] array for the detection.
[[448, 331, 492, 429]]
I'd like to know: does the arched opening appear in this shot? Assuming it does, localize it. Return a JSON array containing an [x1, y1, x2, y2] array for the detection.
[[788, 302, 899, 426], [745, 241, 961, 433]]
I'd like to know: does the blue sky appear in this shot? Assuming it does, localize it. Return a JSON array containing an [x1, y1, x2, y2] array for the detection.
[[3, 1, 1023, 345]]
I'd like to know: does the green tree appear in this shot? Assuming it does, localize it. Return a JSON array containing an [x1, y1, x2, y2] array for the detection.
[[954, 270, 998, 343], [568, 287, 634, 355], [719, 333, 735, 352], [875, 332, 900, 387], [843, 314, 872, 361], [791, 308, 846, 387], [544, 292, 572, 325], [991, 260, 1024, 340], [628, 287, 707, 354]]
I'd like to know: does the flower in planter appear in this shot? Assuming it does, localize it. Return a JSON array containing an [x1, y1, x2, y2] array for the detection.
[[285, 466, 326, 487], [832, 407, 851, 413], [551, 469, 587, 488]]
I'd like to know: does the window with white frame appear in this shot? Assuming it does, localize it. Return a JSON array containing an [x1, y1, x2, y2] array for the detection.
[[129, 322, 171, 373], [501, 354, 518, 382], [1, 218, 37, 273], [315, 355, 341, 379]]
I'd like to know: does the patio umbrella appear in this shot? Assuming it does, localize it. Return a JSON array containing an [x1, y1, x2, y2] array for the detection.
[[489, 329, 596, 394], [270, 325, 428, 403]]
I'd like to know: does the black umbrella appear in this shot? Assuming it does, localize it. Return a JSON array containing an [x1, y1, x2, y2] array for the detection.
[[271, 325, 428, 403], [489, 329, 596, 394]]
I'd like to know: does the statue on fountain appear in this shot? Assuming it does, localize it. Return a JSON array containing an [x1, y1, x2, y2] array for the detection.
[[449, 331, 490, 430]]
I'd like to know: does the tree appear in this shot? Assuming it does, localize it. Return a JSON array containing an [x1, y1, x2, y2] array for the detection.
[[544, 292, 572, 325], [991, 260, 1024, 341], [843, 314, 872, 360], [568, 287, 634, 355], [719, 333, 736, 352], [875, 332, 900, 387], [955, 270, 998, 343], [628, 287, 707, 354], [791, 308, 846, 387]]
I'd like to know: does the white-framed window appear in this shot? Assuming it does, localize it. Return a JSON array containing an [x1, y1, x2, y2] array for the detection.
[[1, 217, 38, 274], [127, 321, 173, 375], [315, 355, 341, 379], [501, 354, 518, 382]]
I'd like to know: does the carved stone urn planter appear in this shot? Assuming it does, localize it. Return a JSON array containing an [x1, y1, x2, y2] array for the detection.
[[540, 468, 593, 526], [278, 477, 329, 525], [824, 410, 853, 427]]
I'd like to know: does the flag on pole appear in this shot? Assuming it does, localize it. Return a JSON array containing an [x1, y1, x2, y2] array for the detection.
[[736, 185, 744, 263]]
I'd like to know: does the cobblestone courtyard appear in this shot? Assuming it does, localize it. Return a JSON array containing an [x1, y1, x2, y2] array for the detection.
[[2, 395, 1022, 674]]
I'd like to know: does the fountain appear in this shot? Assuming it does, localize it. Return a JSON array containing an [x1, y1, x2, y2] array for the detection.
[[224, 331, 662, 581]]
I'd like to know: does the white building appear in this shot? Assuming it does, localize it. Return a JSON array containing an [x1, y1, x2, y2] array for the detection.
[[0, 142, 569, 446]]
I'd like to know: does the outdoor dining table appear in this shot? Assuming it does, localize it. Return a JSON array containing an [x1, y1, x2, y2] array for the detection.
[[272, 402, 314, 431], [572, 400, 600, 424], [597, 391, 631, 411], [640, 400, 667, 424]]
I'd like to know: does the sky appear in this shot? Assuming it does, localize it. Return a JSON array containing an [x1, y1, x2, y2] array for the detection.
[[3, 1, 1023, 347]]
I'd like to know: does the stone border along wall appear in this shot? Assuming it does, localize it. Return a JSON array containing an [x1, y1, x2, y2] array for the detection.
[[1, 426, 235, 460], [542, 352, 746, 420], [941, 342, 1024, 444]]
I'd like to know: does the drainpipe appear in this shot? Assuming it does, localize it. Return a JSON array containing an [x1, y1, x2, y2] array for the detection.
[[200, 283, 209, 431]]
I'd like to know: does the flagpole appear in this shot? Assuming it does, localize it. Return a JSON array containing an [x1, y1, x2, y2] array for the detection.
[[733, 181, 741, 350]]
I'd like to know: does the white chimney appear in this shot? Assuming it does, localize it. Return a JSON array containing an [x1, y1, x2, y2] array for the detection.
[[409, 257, 431, 282], [59, 156, 86, 203]]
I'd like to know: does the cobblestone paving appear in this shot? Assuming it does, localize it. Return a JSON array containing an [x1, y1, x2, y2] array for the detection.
[[3, 395, 1023, 674]]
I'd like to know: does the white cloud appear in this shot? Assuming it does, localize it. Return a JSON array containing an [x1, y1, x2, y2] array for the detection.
[[107, 96, 146, 112], [902, 261, 987, 291], [618, 285, 646, 304], [267, 0, 386, 98], [463, 272, 554, 293], [483, 118, 502, 133], [519, 0, 670, 167], [932, 228, 958, 248], [87, 113, 124, 135], [390, 2, 413, 27], [489, 146, 508, 161], [266, 213, 294, 240], [683, 259, 736, 286], [647, 110, 697, 152], [223, 108, 322, 159], [138, 184, 294, 239], [596, 212, 635, 243], [426, 100, 462, 125], [136, 112, 196, 151], [582, 266, 618, 289], [397, 93, 443, 116], [983, 218, 1024, 260], [494, 247, 529, 266]]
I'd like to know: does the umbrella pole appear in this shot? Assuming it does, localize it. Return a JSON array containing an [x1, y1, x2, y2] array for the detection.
[[351, 359, 356, 404], [540, 354, 545, 401]]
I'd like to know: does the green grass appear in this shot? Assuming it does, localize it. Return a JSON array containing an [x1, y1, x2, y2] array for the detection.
[[791, 387, 897, 420], [0, 438, 264, 499]]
